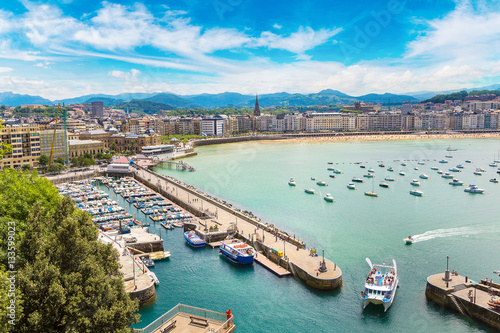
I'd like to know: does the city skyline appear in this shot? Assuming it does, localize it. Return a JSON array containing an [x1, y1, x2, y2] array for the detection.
[[0, 0, 499, 100]]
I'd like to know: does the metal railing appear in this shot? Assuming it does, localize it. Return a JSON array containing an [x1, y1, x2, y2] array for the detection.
[[135, 304, 228, 333]]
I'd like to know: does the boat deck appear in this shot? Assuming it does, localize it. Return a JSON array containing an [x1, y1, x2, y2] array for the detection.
[[254, 255, 291, 277]]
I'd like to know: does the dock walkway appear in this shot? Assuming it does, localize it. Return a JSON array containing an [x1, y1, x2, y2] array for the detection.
[[254, 255, 291, 277]]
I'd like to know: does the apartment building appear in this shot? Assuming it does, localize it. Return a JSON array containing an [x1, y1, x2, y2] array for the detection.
[[0, 124, 41, 168]]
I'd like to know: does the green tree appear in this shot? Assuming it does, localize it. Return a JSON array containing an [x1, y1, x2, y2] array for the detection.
[[109, 142, 117, 152], [38, 155, 49, 166], [95, 152, 104, 160], [21, 164, 31, 171], [55, 157, 65, 165], [47, 163, 64, 173], [83, 152, 93, 159]]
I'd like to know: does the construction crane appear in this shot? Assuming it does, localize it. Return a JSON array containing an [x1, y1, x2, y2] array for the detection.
[[62, 106, 69, 164], [49, 103, 60, 165]]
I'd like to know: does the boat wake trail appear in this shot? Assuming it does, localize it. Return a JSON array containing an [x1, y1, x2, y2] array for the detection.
[[412, 227, 480, 243]]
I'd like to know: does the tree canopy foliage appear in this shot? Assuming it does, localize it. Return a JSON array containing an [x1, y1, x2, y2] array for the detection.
[[423, 89, 500, 104], [11, 106, 73, 118], [0, 170, 139, 331]]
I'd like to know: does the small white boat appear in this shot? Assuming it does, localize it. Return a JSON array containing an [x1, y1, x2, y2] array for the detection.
[[473, 169, 483, 176], [379, 182, 390, 188], [368, 168, 375, 173], [399, 171, 406, 176], [489, 178, 498, 183], [449, 178, 463, 186], [414, 167, 419, 170], [456, 164, 464, 169], [387, 167, 394, 172], [410, 179, 420, 186], [332, 169, 342, 174], [362, 258, 399, 312], [317, 180, 327, 186], [304, 188, 315, 194], [441, 172, 454, 179], [288, 178, 296, 186], [363, 174, 374, 178], [437, 170, 444, 174], [385, 177, 395, 182], [430, 167, 439, 170], [419, 173, 429, 179], [352, 177, 364, 183], [489, 163, 497, 167], [410, 189, 424, 196], [404, 236, 414, 244], [464, 185, 484, 193], [439, 159, 448, 164], [465, 160, 472, 163], [449, 167, 460, 172], [324, 193, 334, 202], [347, 182, 356, 190], [147, 272, 160, 286]]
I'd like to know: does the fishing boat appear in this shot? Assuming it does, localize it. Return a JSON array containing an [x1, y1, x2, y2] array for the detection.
[[316, 180, 327, 186], [410, 179, 420, 186], [368, 168, 375, 173], [352, 177, 364, 183], [363, 174, 374, 178], [324, 193, 334, 202], [445, 154, 453, 158], [379, 182, 390, 188], [184, 230, 206, 248], [419, 173, 429, 179], [439, 159, 448, 164], [441, 172, 454, 179], [385, 177, 395, 181], [446, 146, 457, 151], [379, 163, 385, 168], [387, 167, 394, 172], [449, 167, 461, 172], [490, 178, 499, 183], [304, 188, 315, 194], [332, 169, 342, 174], [473, 169, 483, 176], [465, 160, 472, 163], [329, 174, 336, 178], [361, 258, 399, 312], [401, 163, 407, 166], [464, 185, 484, 193], [449, 178, 463, 186], [410, 189, 424, 196], [404, 236, 413, 244], [364, 179, 378, 197], [456, 164, 464, 169], [360, 165, 366, 169], [399, 171, 406, 176], [219, 239, 255, 264], [431, 166, 439, 170], [347, 182, 356, 190], [288, 178, 296, 186], [327, 167, 335, 171]]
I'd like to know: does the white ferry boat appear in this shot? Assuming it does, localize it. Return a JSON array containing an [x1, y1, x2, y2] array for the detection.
[[361, 258, 399, 312], [219, 239, 255, 264]]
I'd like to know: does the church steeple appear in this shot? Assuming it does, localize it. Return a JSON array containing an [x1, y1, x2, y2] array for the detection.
[[254, 94, 260, 116]]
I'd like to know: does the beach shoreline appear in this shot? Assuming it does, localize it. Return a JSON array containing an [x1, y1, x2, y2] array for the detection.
[[279, 132, 500, 144]]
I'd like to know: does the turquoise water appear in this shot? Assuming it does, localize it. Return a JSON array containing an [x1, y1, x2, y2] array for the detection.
[[134, 138, 499, 332]]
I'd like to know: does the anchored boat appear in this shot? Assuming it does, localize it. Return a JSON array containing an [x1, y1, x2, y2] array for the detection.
[[184, 230, 206, 248], [324, 193, 334, 202], [410, 189, 423, 196], [464, 185, 484, 193], [362, 258, 399, 312], [219, 239, 255, 264], [288, 178, 296, 186]]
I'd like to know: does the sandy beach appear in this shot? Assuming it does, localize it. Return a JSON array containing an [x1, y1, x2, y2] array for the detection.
[[281, 132, 500, 144]]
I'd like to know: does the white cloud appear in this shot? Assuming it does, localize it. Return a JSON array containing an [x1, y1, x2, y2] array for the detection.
[[0, 10, 14, 34], [34, 61, 53, 69], [0, 67, 13, 73], [273, 23, 282, 30]]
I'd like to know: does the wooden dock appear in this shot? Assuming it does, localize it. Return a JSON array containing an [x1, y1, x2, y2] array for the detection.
[[208, 241, 221, 248], [254, 255, 291, 277]]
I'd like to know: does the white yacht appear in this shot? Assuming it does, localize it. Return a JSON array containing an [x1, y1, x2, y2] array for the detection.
[[385, 177, 395, 182], [316, 180, 327, 186], [419, 173, 429, 179], [439, 159, 448, 164], [368, 168, 375, 173], [399, 171, 406, 176], [288, 178, 296, 186], [361, 258, 399, 312], [449, 178, 463, 186], [410, 179, 421, 186], [324, 193, 334, 202], [441, 172, 454, 179], [410, 189, 424, 196], [414, 167, 419, 171], [464, 185, 484, 193], [347, 182, 356, 190], [473, 169, 483, 176]]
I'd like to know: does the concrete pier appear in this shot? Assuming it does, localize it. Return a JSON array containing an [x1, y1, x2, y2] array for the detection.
[[426, 272, 500, 330], [132, 165, 343, 290]]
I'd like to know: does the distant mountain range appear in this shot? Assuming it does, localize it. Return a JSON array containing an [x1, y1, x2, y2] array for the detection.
[[1, 84, 498, 109]]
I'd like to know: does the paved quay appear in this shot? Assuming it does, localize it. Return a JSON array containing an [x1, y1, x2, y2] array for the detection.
[[132, 165, 342, 290]]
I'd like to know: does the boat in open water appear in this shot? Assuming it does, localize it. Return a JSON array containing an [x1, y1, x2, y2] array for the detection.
[[404, 236, 413, 244], [184, 230, 206, 248], [449, 178, 463, 186], [288, 178, 296, 186], [304, 188, 315, 194], [464, 185, 485, 193], [410, 189, 424, 196], [219, 239, 255, 264], [361, 258, 399, 312], [347, 182, 356, 190], [324, 193, 334, 202]]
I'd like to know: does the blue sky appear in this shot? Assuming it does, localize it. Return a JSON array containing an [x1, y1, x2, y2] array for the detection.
[[0, 0, 499, 100]]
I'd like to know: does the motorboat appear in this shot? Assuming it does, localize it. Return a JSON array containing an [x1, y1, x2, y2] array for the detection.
[[490, 178, 499, 183], [379, 182, 390, 188], [363, 174, 374, 178], [449, 167, 461, 172], [329, 174, 336, 178], [464, 185, 484, 193], [414, 167, 419, 170], [147, 272, 159, 286], [379, 163, 385, 168], [184, 231, 206, 248], [445, 155, 453, 158], [219, 239, 255, 264], [317, 180, 327, 186], [417, 162, 425, 165], [473, 169, 483, 176], [139, 255, 155, 268], [362, 258, 399, 312], [410, 189, 424, 196], [304, 188, 315, 194], [404, 236, 413, 244], [449, 178, 463, 186], [439, 159, 448, 164], [347, 183, 356, 190], [401, 163, 407, 166], [419, 173, 429, 179], [324, 194, 334, 202], [327, 167, 335, 171], [368, 168, 375, 173], [387, 167, 394, 172], [328, 162, 333, 164], [446, 146, 457, 151], [489, 163, 497, 167], [465, 160, 472, 163], [399, 171, 406, 176], [456, 164, 464, 169], [437, 170, 444, 174], [288, 178, 296, 186], [431, 167, 439, 170], [410, 179, 420, 186], [352, 177, 364, 183], [441, 172, 454, 179], [384, 177, 395, 182], [332, 169, 342, 174], [478, 167, 486, 172], [360, 165, 366, 169]]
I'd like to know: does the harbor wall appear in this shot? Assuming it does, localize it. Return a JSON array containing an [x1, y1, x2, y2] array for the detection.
[[290, 262, 343, 290], [192, 135, 285, 147], [126, 240, 164, 253], [129, 282, 157, 306]]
